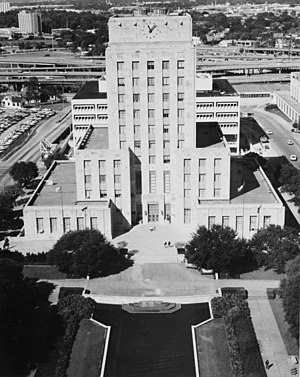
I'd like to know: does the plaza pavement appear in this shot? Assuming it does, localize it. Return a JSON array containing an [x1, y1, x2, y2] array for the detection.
[[9, 223, 298, 377]]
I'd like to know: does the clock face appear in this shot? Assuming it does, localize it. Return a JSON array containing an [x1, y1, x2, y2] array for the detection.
[[142, 22, 159, 39]]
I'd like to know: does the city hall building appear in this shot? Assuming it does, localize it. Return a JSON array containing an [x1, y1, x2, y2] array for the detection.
[[24, 9, 285, 240]]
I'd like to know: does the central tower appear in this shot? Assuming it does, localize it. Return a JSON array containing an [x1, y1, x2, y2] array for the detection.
[[106, 9, 196, 223]]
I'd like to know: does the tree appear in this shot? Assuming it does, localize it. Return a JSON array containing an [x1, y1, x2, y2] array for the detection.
[[0, 258, 58, 375], [185, 225, 249, 274], [249, 225, 300, 273], [280, 256, 300, 344], [24, 77, 40, 103], [0, 193, 14, 230], [9, 161, 39, 188], [47, 229, 133, 278]]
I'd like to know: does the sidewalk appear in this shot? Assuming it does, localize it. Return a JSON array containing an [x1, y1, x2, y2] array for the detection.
[[248, 297, 297, 377]]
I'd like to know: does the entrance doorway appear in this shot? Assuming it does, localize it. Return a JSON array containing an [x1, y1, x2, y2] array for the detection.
[[148, 203, 159, 222]]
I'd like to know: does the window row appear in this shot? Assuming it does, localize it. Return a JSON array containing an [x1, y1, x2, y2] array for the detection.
[[118, 76, 185, 87], [119, 108, 185, 119], [118, 92, 184, 103], [36, 216, 99, 234], [148, 171, 171, 194], [117, 60, 184, 71]]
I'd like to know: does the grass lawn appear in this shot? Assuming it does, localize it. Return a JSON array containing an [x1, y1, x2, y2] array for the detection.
[[23, 265, 67, 279], [67, 319, 107, 377], [195, 319, 233, 377], [234, 316, 267, 377], [269, 297, 299, 356], [240, 267, 284, 280]]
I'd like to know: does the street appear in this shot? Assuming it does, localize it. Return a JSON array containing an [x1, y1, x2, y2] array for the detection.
[[0, 106, 72, 187]]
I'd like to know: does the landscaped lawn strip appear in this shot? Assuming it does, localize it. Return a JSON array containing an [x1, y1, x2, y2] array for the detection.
[[269, 297, 299, 356], [195, 319, 233, 377], [66, 319, 107, 377], [23, 265, 67, 279], [234, 316, 267, 377]]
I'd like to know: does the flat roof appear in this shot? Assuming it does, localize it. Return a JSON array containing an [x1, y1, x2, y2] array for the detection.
[[274, 90, 300, 115], [196, 78, 237, 97], [232, 82, 290, 93], [32, 161, 77, 206], [73, 81, 107, 100], [196, 122, 225, 148], [230, 158, 279, 204], [80, 127, 109, 150]]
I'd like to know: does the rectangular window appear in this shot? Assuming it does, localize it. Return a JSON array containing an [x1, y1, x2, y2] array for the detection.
[[99, 175, 106, 187], [132, 77, 139, 87], [134, 125, 140, 135], [214, 158, 221, 169], [214, 188, 221, 197], [100, 190, 107, 198], [178, 93, 184, 101], [115, 190, 122, 198], [134, 141, 141, 155], [178, 124, 184, 133], [149, 171, 156, 193], [36, 218, 44, 233], [164, 171, 170, 193], [114, 174, 121, 184], [250, 216, 257, 231], [163, 140, 170, 149], [163, 109, 169, 118], [114, 160, 121, 169], [199, 174, 206, 185], [118, 78, 125, 86], [148, 125, 155, 134], [84, 175, 91, 184], [263, 216, 271, 229], [163, 93, 169, 102], [63, 217, 71, 233], [85, 190, 92, 199], [199, 188, 206, 198], [118, 94, 125, 103], [177, 76, 184, 86], [236, 216, 243, 234], [148, 93, 155, 102], [117, 61, 124, 71], [208, 216, 215, 230], [119, 125, 126, 134], [184, 174, 190, 183], [184, 209, 191, 224], [177, 60, 185, 69], [120, 141, 126, 149], [119, 110, 125, 119], [184, 189, 191, 198], [149, 156, 156, 164], [133, 93, 140, 103], [132, 61, 139, 71], [178, 109, 184, 118], [214, 173, 221, 183], [84, 160, 91, 170], [162, 77, 169, 86], [149, 140, 156, 149], [184, 159, 191, 170], [133, 110, 140, 119], [148, 77, 155, 86], [222, 216, 229, 228], [50, 217, 57, 233], [162, 60, 169, 70], [163, 125, 169, 133], [90, 217, 97, 230], [199, 158, 206, 172], [147, 61, 154, 70], [77, 217, 84, 230], [148, 109, 155, 118], [99, 160, 106, 170], [163, 155, 170, 163], [178, 140, 184, 148]]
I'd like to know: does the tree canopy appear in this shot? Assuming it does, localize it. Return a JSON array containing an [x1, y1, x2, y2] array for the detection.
[[249, 225, 300, 273], [0, 193, 14, 230], [9, 161, 39, 188], [47, 229, 133, 278], [0, 258, 58, 375], [185, 225, 251, 274], [280, 255, 300, 344]]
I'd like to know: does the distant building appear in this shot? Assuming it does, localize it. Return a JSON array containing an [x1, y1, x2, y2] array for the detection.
[[18, 10, 42, 35], [0, 94, 26, 108], [51, 28, 71, 36], [0, 27, 21, 39], [0, 2, 10, 13]]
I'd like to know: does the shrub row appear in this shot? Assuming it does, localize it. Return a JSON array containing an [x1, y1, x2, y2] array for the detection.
[[54, 294, 95, 377], [211, 295, 266, 377]]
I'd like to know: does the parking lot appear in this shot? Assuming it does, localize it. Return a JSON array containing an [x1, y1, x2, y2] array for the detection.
[[0, 107, 56, 158]]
